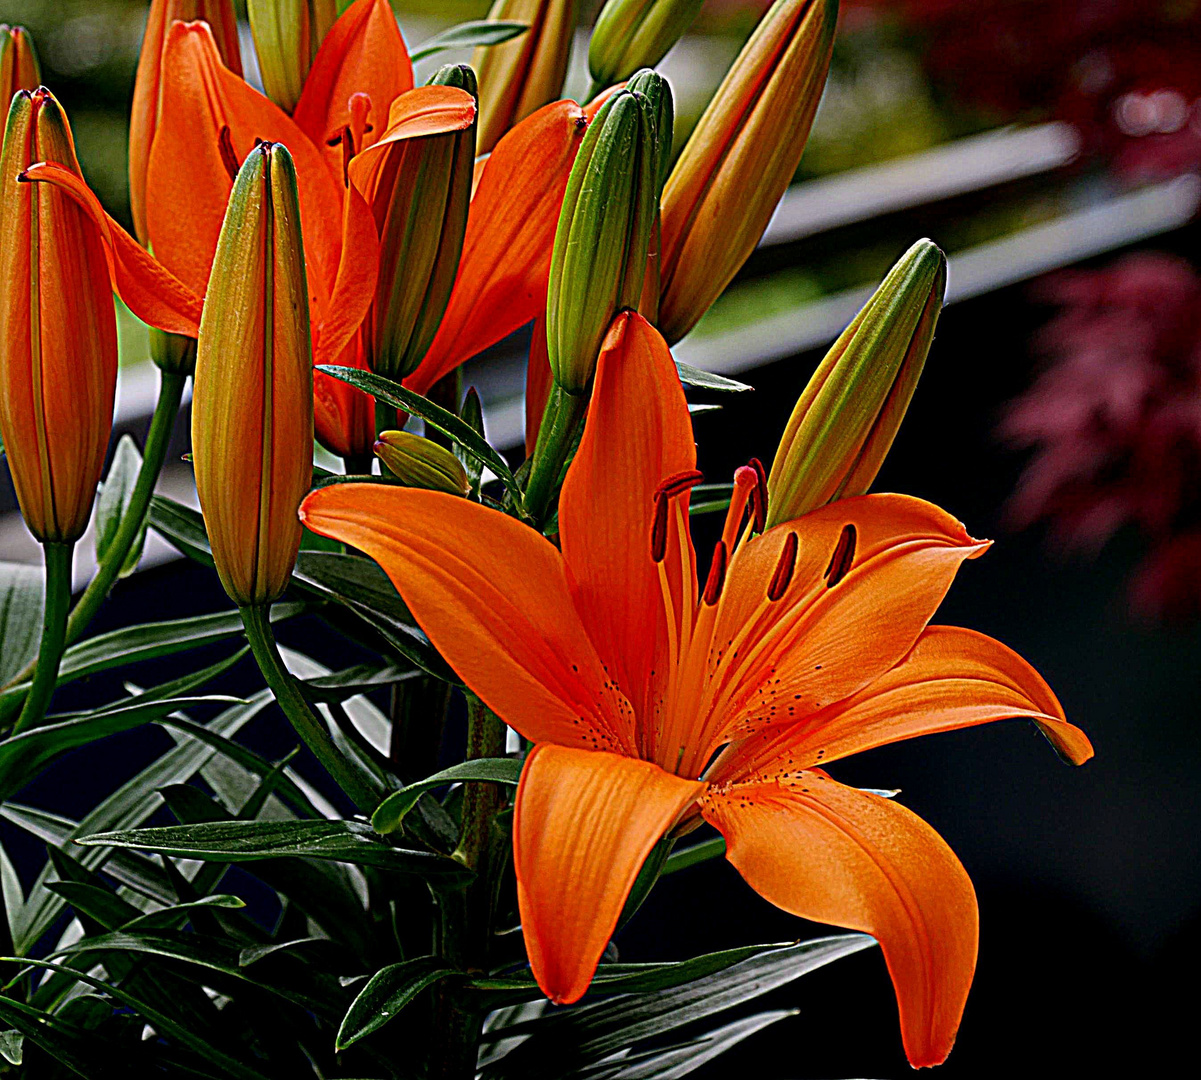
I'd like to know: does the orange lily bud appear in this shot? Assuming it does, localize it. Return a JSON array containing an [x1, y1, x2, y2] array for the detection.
[[545, 75, 667, 393], [191, 141, 313, 606], [767, 239, 947, 528], [0, 25, 40, 104], [0, 90, 118, 544], [247, 0, 338, 113], [374, 430, 470, 495], [588, 0, 703, 91], [367, 65, 478, 382], [129, 0, 242, 247], [474, 0, 578, 155], [658, 0, 836, 343]]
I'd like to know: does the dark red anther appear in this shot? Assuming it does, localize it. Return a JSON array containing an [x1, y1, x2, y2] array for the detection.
[[703, 540, 728, 606], [767, 531, 798, 601], [651, 493, 669, 563], [824, 523, 857, 587], [653, 469, 705, 502], [748, 457, 767, 533], [217, 125, 240, 182]]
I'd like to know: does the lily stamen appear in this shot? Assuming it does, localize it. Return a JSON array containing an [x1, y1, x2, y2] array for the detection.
[[703, 540, 728, 606], [825, 523, 857, 587], [768, 531, 799, 602], [217, 125, 239, 182]]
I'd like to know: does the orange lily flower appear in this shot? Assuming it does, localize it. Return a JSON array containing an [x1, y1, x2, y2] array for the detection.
[[301, 311, 1093, 1067], [1, 24, 41, 105]]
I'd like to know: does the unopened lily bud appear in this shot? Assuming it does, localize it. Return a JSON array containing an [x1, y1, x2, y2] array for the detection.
[[247, 0, 338, 113], [0, 25, 40, 105], [766, 239, 947, 528], [588, 0, 703, 91], [369, 64, 477, 382], [374, 430, 469, 495], [0, 90, 118, 544], [192, 142, 313, 606], [129, 0, 242, 246], [659, 0, 836, 343], [545, 74, 668, 393], [474, 0, 578, 155]]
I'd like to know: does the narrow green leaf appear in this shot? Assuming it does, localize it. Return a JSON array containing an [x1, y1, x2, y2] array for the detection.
[[94, 434, 146, 577], [372, 757, 521, 834], [4, 691, 274, 954], [316, 365, 523, 503], [0, 603, 303, 714], [0, 1028, 22, 1065], [675, 362, 752, 393], [410, 19, 527, 61], [146, 495, 214, 569], [302, 662, 420, 702], [479, 935, 875, 1075], [3, 958, 275, 1080], [0, 562, 42, 686], [661, 835, 726, 875], [0, 996, 119, 1078], [0, 695, 241, 802], [571, 1010, 794, 1079], [78, 819, 472, 881], [337, 956, 458, 1049]]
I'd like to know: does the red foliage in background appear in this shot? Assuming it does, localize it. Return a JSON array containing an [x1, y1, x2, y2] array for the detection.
[[1001, 253, 1201, 620], [847, 0, 1201, 180]]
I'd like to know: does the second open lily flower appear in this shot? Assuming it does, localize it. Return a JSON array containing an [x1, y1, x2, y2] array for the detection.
[[301, 312, 1093, 1067]]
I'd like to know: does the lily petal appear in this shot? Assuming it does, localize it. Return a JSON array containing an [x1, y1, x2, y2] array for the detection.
[[715, 626, 1094, 781], [298, 484, 634, 749], [346, 84, 477, 202], [515, 744, 705, 1004], [702, 771, 977, 1068], [19, 162, 203, 336], [560, 312, 697, 725], [293, 0, 414, 182], [407, 99, 591, 394], [697, 495, 989, 758], [146, 20, 342, 304]]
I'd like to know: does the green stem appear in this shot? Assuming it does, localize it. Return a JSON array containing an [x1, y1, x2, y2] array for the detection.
[[239, 604, 379, 813], [375, 400, 399, 439], [452, 694, 506, 872], [0, 371, 185, 706], [389, 676, 451, 783], [523, 383, 587, 525], [13, 542, 74, 734], [64, 369, 186, 647]]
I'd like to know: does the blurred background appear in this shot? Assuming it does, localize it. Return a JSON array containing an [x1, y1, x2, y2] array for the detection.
[[1, 0, 1200, 1075]]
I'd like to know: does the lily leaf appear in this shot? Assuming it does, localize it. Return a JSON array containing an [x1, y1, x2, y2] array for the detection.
[[0, 695, 241, 802], [336, 955, 459, 1049], [146, 495, 214, 569], [0, 562, 42, 686], [662, 835, 726, 874], [478, 934, 875, 1076], [371, 757, 522, 834], [675, 362, 752, 393], [316, 366, 523, 504], [302, 662, 420, 702], [94, 434, 146, 578], [77, 819, 473, 882], [410, 19, 527, 62]]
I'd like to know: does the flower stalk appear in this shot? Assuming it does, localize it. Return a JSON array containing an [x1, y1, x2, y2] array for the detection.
[[12, 542, 72, 734]]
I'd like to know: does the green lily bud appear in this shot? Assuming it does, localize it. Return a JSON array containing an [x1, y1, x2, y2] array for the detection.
[[545, 73, 668, 393], [767, 239, 947, 528], [149, 327, 197, 376], [370, 64, 477, 382], [247, 0, 338, 113], [374, 429, 470, 495], [588, 0, 704, 92]]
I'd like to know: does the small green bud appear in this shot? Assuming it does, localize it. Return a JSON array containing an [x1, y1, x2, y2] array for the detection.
[[375, 430, 470, 496], [149, 327, 197, 376], [545, 73, 670, 393], [767, 239, 947, 528], [588, 0, 704, 91]]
